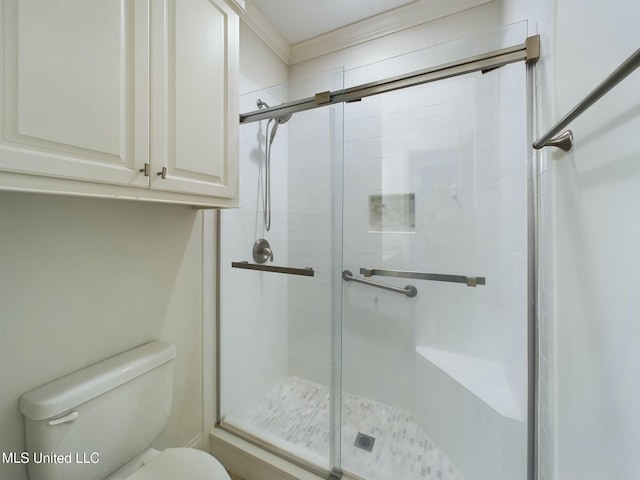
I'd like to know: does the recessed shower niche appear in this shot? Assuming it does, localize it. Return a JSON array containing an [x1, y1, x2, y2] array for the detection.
[[369, 193, 415, 232]]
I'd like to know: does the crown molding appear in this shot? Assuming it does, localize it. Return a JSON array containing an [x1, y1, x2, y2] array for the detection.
[[239, 0, 495, 66], [240, 0, 290, 65], [288, 0, 495, 65]]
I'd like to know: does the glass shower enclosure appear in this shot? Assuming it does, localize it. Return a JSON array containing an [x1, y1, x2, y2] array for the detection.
[[219, 67, 345, 475], [218, 25, 533, 480]]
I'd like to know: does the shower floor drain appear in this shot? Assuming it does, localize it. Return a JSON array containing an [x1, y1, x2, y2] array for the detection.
[[354, 432, 375, 452]]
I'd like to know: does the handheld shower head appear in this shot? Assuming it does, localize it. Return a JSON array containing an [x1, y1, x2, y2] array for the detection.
[[268, 113, 292, 145], [258, 99, 292, 232]]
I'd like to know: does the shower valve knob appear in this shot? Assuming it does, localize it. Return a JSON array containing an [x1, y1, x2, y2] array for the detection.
[[253, 238, 273, 264]]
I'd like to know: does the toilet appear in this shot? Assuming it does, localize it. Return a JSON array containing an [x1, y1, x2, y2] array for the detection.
[[19, 341, 231, 480]]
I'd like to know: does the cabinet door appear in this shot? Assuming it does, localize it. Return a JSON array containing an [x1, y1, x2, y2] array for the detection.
[[150, 0, 239, 199], [0, 0, 149, 187]]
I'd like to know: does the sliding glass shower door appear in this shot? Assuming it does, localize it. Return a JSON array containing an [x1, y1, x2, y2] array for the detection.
[[340, 62, 529, 480], [219, 24, 532, 480], [218, 69, 344, 475]]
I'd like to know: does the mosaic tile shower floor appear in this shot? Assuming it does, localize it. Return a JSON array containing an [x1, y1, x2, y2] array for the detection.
[[243, 377, 465, 480]]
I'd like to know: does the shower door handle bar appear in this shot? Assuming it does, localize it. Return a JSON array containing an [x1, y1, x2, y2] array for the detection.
[[232, 261, 314, 277], [342, 270, 417, 297], [359, 268, 485, 287]]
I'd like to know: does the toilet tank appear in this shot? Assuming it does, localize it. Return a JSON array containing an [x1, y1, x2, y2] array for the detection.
[[19, 341, 176, 480]]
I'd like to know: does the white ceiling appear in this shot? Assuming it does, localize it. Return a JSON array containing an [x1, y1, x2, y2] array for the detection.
[[250, 0, 421, 44]]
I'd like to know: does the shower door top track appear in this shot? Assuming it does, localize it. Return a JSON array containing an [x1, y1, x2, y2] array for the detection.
[[239, 35, 539, 124]]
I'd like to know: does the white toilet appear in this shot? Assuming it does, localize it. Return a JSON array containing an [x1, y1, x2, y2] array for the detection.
[[19, 341, 231, 480]]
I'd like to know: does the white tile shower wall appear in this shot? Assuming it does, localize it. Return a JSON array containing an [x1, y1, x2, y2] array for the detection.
[[496, 63, 529, 476], [220, 96, 290, 418], [340, 78, 480, 413], [285, 59, 529, 445], [286, 105, 336, 386], [497, 63, 529, 415]]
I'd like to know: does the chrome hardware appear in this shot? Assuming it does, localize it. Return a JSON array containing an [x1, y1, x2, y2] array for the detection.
[[314, 91, 331, 105], [259, 101, 292, 232], [538, 130, 573, 152], [157, 166, 167, 179], [139, 163, 150, 176], [342, 270, 417, 298], [232, 261, 314, 277], [533, 47, 640, 151], [360, 267, 485, 287], [240, 36, 541, 125], [47, 410, 79, 426], [525, 35, 540, 64], [252, 238, 274, 264]]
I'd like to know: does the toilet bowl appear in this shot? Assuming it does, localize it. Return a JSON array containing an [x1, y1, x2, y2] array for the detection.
[[108, 448, 230, 480], [19, 341, 231, 480]]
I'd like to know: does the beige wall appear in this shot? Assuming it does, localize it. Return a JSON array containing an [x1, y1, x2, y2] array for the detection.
[[0, 192, 209, 480], [0, 18, 288, 480], [239, 22, 288, 95]]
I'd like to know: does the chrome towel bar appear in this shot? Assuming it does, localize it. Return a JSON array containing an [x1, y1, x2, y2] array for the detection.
[[359, 267, 485, 287], [533, 47, 640, 152], [342, 270, 417, 297], [232, 261, 314, 277]]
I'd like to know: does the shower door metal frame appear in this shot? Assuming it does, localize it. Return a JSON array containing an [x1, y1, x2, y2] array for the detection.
[[216, 35, 539, 480], [238, 36, 539, 125]]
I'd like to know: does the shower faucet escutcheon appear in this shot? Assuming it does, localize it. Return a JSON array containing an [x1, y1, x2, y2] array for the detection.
[[253, 238, 274, 264]]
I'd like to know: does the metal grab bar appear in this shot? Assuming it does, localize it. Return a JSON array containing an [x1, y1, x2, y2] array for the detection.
[[533, 47, 640, 152], [342, 270, 417, 297], [232, 261, 314, 277], [359, 267, 485, 287]]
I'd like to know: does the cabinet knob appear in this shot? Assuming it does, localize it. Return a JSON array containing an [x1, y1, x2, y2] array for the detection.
[[139, 163, 150, 176], [157, 166, 167, 180]]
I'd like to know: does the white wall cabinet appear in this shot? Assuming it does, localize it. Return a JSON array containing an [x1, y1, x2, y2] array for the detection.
[[0, 0, 238, 207]]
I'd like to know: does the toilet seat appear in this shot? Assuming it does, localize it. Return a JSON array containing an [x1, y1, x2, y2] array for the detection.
[[126, 448, 231, 480]]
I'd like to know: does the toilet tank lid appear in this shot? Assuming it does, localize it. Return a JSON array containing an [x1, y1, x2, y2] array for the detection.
[[20, 341, 176, 421]]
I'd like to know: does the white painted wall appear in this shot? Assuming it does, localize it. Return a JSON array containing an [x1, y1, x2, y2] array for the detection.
[[499, 0, 640, 478], [0, 192, 209, 480], [548, 2, 640, 479], [239, 22, 288, 95]]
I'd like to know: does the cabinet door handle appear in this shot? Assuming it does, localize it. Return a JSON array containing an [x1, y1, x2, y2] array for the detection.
[[139, 163, 150, 176], [157, 167, 167, 179]]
